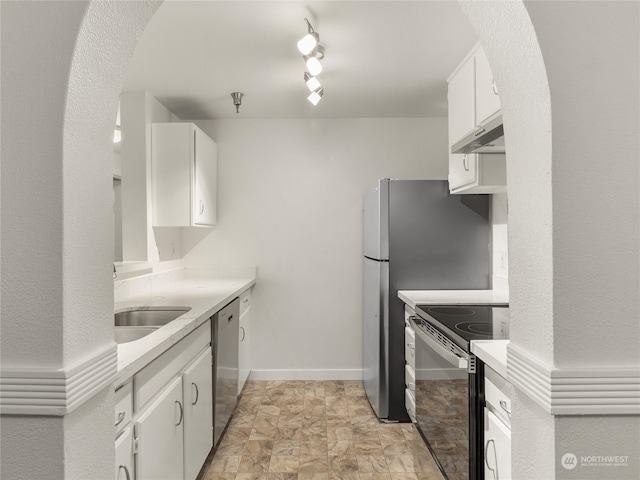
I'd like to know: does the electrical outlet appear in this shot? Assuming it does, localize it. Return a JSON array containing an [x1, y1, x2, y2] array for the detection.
[[500, 250, 508, 270]]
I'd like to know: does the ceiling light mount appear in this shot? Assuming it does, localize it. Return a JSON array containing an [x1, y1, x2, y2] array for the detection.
[[231, 92, 244, 113]]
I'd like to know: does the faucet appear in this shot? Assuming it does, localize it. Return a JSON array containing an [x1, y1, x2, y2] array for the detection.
[[113, 264, 117, 279]]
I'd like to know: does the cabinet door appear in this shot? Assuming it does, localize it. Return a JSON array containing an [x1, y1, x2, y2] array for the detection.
[[238, 307, 251, 395], [484, 409, 512, 480], [115, 427, 134, 480], [475, 47, 501, 125], [193, 127, 217, 226], [183, 347, 214, 480], [448, 153, 478, 191], [136, 377, 185, 480], [447, 57, 476, 146]]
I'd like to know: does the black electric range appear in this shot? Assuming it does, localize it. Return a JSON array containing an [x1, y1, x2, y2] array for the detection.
[[411, 303, 510, 480], [414, 304, 510, 352]]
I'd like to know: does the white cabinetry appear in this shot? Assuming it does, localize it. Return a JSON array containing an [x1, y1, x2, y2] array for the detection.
[[483, 366, 512, 480], [152, 122, 217, 227], [135, 377, 185, 480], [475, 46, 501, 125], [404, 305, 416, 422], [115, 427, 134, 480], [238, 289, 252, 395], [448, 153, 506, 194], [447, 43, 506, 194], [115, 383, 134, 480], [182, 348, 214, 480], [115, 320, 212, 480]]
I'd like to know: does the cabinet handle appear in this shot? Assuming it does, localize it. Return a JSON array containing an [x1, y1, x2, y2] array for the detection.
[[199, 200, 205, 215], [118, 465, 131, 480], [175, 400, 184, 426], [240, 326, 246, 342], [492, 78, 499, 95], [242, 298, 249, 304], [484, 438, 498, 480], [499, 400, 511, 418], [463, 155, 469, 172], [191, 382, 199, 406], [115, 411, 126, 427]]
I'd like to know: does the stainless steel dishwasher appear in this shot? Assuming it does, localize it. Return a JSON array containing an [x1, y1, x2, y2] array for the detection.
[[212, 297, 240, 446]]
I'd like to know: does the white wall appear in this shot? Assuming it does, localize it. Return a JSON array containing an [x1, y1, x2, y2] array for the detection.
[[120, 91, 184, 264], [183, 118, 448, 378], [491, 192, 509, 292]]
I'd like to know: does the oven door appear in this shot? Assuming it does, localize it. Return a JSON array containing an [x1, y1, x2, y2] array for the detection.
[[410, 316, 473, 480]]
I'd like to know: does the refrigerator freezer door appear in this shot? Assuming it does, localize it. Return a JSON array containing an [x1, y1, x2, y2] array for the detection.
[[363, 256, 389, 419], [363, 179, 389, 260]]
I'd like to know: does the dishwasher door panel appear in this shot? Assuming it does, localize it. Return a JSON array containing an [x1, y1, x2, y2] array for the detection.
[[213, 297, 239, 446]]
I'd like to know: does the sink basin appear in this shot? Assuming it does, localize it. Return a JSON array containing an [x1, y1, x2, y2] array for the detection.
[[114, 307, 191, 327], [115, 326, 158, 344]]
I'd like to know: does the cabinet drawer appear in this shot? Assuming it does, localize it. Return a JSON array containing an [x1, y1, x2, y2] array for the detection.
[[114, 382, 132, 436], [405, 388, 416, 422], [405, 364, 416, 398], [239, 289, 252, 315], [405, 326, 416, 369], [134, 320, 211, 412], [485, 366, 511, 427]]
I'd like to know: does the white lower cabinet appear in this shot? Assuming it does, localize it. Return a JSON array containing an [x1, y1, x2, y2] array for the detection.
[[135, 377, 185, 480], [115, 321, 213, 480], [484, 409, 511, 480], [183, 348, 214, 480], [484, 366, 512, 480], [238, 289, 252, 395], [115, 427, 134, 480]]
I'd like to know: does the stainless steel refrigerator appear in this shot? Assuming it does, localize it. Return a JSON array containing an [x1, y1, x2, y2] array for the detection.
[[363, 179, 490, 422]]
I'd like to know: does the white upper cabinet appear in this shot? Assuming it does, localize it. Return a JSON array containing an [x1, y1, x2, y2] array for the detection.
[[447, 43, 506, 194], [447, 58, 476, 147], [474, 46, 501, 125], [447, 43, 502, 146], [152, 122, 217, 227]]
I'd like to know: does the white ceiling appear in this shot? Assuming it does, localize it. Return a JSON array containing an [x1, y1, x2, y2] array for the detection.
[[122, 0, 479, 119]]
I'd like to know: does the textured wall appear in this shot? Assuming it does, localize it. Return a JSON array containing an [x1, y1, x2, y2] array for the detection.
[[0, 1, 160, 479], [461, 0, 640, 478]]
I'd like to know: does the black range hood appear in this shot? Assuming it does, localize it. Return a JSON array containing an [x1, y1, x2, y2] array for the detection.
[[451, 113, 505, 154]]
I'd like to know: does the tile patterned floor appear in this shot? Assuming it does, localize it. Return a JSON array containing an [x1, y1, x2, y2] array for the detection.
[[202, 380, 444, 480]]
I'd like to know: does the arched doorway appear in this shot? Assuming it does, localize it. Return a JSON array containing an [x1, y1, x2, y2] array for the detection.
[[1, 1, 637, 479]]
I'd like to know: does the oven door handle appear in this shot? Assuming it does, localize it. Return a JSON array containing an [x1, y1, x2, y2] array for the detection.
[[410, 317, 469, 370]]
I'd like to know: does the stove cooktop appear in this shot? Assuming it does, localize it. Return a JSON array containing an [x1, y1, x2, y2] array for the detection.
[[414, 304, 510, 350]]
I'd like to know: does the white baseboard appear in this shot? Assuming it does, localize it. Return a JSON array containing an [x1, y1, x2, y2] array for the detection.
[[249, 369, 363, 381]]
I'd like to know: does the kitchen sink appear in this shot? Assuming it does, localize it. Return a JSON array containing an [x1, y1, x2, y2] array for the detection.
[[114, 326, 158, 344], [114, 307, 191, 327]]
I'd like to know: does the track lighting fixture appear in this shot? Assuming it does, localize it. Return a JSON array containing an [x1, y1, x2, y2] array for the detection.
[[298, 18, 325, 105], [307, 88, 324, 106], [304, 72, 321, 92], [297, 18, 319, 55], [304, 55, 323, 76]]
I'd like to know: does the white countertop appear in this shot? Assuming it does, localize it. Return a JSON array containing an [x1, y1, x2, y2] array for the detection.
[[115, 276, 255, 386], [398, 289, 509, 309], [471, 340, 509, 379]]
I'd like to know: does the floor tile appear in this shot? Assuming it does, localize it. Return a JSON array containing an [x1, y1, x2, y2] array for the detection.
[[202, 380, 445, 480]]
